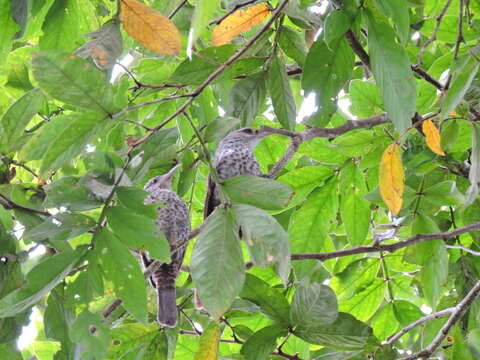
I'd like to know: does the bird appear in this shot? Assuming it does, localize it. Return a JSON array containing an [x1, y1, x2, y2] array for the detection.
[[204, 127, 270, 218], [143, 164, 190, 327]]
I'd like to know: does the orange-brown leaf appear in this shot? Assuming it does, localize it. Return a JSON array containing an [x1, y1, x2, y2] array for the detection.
[[379, 143, 404, 216], [422, 119, 445, 156], [212, 4, 270, 46], [120, 0, 181, 55]]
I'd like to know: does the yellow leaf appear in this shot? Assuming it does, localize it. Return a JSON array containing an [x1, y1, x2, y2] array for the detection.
[[120, 0, 181, 55], [212, 4, 271, 46], [449, 111, 457, 116], [380, 144, 404, 216], [422, 119, 445, 156], [194, 322, 220, 360]]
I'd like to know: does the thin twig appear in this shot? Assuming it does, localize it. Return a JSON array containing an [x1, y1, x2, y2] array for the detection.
[[168, 0, 188, 19], [0, 193, 51, 216], [387, 307, 455, 345], [290, 221, 480, 261], [398, 281, 480, 360], [417, 0, 453, 65], [210, 0, 261, 25], [445, 245, 480, 256]]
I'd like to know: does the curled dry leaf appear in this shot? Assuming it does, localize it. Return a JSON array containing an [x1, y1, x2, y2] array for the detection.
[[379, 143, 404, 216], [120, 0, 181, 55], [212, 3, 271, 46], [74, 20, 123, 69], [422, 119, 445, 156]]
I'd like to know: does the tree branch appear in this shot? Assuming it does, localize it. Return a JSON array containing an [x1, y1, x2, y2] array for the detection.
[[210, 0, 262, 25], [0, 193, 51, 216], [290, 221, 480, 261], [386, 307, 455, 345], [398, 281, 480, 360], [445, 245, 480, 256]]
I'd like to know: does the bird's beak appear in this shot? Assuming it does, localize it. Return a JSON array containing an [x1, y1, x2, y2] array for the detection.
[[165, 163, 182, 179]]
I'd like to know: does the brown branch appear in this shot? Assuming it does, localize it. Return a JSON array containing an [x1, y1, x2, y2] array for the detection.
[[290, 221, 480, 261], [102, 299, 123, 319], [112, 0, 291, 147], [398, 281, 480, 360], [387, 307, 455, 345], [0, 193, 51, 216], [267, 136, 303, 178], [417, 0, 453, 65], [210, 0, 262, 25], [445, 245, 480, 256], [345, 29, 371, 70], [410, 64, 444, 91], [168, 0, 188, 19]]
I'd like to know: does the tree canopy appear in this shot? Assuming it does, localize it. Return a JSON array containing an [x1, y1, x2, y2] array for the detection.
[[0, 0, 480, 359]]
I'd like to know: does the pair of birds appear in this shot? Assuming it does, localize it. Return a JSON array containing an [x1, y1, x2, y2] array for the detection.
[[143, 127, 270, 327]]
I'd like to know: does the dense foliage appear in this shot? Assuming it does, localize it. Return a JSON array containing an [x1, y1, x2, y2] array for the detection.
[[0, 0, 479, 359]]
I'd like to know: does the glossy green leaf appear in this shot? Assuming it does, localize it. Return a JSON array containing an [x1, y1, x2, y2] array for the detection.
[[232, 204, 291, 284], [106, 205, 170, 262], [324, 10, 351, 45], [240, 274, 291, 328], [331, 130, 380, 157], [0, 88, 44, 152], [339, 279, 386, 322], [70, 309, 111, 360], [349, 80, 384, 118], [268, 56, 296, 131], [190, 208, 244, 319], [340, 161, 371, 245], [294, 312, 374, 350], [96, 228, 148, 324], [0, 248, 83, 318], [32, 52, 117, 114], [365, 10, 416, 134], [375, 0, 410, 44], [188, 0, 220, 52], [291, 283, 339, 328], [240, 325, 287, 360], [302, 37, 354, 117], [222, 175, 293, 210], [0, 0, 18, 64], [278, 26, 308, 66]]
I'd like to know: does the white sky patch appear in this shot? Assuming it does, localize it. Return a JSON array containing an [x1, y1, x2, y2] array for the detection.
[[17, 307, 41, 350], [186, 28, 195, 60], [85, 144, 96, 153], [338, 89, 357, 119], [218, 105, 226, 116], [411, 31, 421, 41], [421, 304, 433, 314], [110, 53, 135, 83], [310, 0, 329, 15], [29, 245, 46, 258], [297, 92, 317, 123]]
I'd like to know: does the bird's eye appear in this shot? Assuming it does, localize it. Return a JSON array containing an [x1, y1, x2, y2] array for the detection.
[[241, 128, 254, 134]]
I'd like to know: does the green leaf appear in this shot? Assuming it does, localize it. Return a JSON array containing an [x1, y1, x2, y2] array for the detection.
[[0, 88, 44, 152], [44, 286, 74, 355], [441, 54, 480, 119], [190, 208, 245, 319], [309, 347, 363, 359], [23, 213, 95, 243], [294, 312, 374, 350], [268, 56, 297, 131], [96, 228, 148, 324], [202, 116, 240, 143], [288, 179, 338, 279], [279, 166, 334, 206], [222, 175, 293, 210], [392, 300, 423, 326], [188, 0, 220, 52], [291, 283, 339, 328], [365, 10, 416, 134], [70, 309, 111, 360], [349, 80, 384, 118], [240, 274, 291, 328], [0, 0, 19, 64], [423, 180, 464, 208], [324, 10, 351, 45], [0, 248, 83, 318], [0, 344, 22, 360], [44, 176, 103, 211], [278, 26, 308, 66], [106, 205, 170, 262], [228, 72, 267, 127], [116, 186, 157, 219], [32, 52, 117, 114], [339, 161, 371, 245], [466, 123, 480, 204], [302, 37, 354, 117], [20, 113, 107, 178], [39, 0, 80, 52], [338, 279, 386, 322], [375, 0, 410, 44], [232, 204, 291, 284], [240, 325, 287, 360], [193, 322, 220, 360]]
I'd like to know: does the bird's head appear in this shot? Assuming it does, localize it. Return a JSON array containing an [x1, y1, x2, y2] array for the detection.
[[144, 164, 181, 191], [223, 127, 270, 147]]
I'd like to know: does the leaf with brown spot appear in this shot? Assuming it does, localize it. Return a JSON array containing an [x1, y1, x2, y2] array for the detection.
[[379, 143, 404, 216], [120, 0, 181, 55], [422, 119, 445, 156], [212, 3, 270, 46]]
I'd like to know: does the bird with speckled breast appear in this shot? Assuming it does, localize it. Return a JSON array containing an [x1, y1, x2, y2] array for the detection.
[[204, 127, 271, 218], [143, 164, 190, 327]]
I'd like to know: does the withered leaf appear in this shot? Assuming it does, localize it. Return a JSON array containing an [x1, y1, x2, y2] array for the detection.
[[379, 143, 404, 216]]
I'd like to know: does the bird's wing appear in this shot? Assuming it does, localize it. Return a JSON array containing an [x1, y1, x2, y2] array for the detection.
[[203, 174, 220, 220]]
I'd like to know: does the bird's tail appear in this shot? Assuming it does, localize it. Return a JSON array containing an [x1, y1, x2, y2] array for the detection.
[[154, 263, 178, 328]]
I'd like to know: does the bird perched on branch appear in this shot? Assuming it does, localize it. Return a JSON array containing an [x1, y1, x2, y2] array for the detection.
[[204, 127, 270, 218], [143, 164, 190, 327]]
